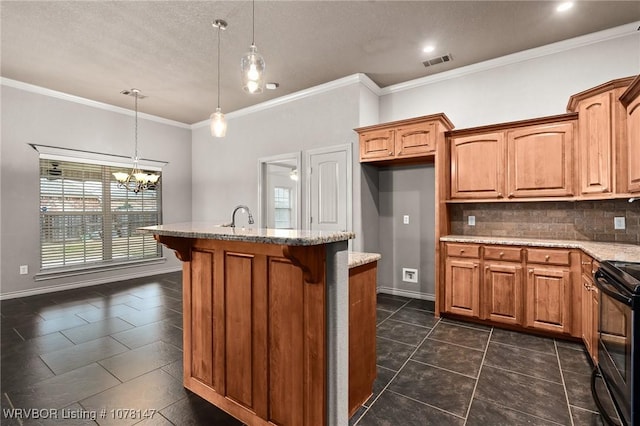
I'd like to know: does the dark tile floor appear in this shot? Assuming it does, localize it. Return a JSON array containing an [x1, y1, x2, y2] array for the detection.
[[0, 273, 618, 425]]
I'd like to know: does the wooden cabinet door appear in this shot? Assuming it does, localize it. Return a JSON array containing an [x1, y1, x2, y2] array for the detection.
[[525, 266, 571, 333], [444, 257, 480, 318], [627, 96, 640, 192], [581, 274, 593, 355], [591, 285, 599, 364], [483, 262, 523, 325], [578, 92, 612, 195], [359, 129, 395, 161], [507, 122, 575, 198], [450, 132, 505, 199], [395, 121, 436, 158]]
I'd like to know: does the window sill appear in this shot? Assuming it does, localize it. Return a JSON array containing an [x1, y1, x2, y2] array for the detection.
[[35, 257, 168, 281]]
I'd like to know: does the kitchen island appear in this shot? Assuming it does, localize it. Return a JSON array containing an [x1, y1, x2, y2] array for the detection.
[[140, 223, 358, 426]]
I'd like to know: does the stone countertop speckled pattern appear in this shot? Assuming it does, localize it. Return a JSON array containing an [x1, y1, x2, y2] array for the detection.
[[348, 252, 381, 269], [140, 222, 355, 246], [441, 235, 640, 263]]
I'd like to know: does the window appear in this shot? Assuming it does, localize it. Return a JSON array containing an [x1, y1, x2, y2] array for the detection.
[[273, 186, 292, 229], [39, 158, 162, 270]]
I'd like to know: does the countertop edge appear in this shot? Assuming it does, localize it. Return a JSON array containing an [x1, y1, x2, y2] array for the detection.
[[348, 252, 382, 269], [440, 235, 640, 263]]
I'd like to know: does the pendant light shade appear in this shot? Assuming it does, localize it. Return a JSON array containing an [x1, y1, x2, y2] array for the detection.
[[241, 44, 265, 94], [210, 107, 227, 138], [211, 19, 227, 138], [241, 0, 265, 94]]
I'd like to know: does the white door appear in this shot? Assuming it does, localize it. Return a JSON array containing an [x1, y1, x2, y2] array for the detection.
[[306, 144, 352, 232]]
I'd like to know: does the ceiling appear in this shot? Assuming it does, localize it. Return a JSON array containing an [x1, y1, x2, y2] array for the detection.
[[2, 1, 639, 125]]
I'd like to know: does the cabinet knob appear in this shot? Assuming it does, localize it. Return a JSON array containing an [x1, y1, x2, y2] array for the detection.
[[545, 255, 550, 261], [529, 269, 534, 274], [460, 249, 465, 254], [508, 193, 514, 198], [485, 266, 489, 271], [474, 264, 478, 268], [498, 193, 503, 198], [499, 252, 504, 257], [389, 151, 393, 155]]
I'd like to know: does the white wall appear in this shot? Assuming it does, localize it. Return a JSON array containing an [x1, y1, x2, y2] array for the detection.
[[0, 85, 192, 297], [191, 78, 378, 252], [375, 30, 640, 299]]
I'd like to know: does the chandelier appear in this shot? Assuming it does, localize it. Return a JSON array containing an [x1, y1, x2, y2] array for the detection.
[[112, 89, 160, 193]]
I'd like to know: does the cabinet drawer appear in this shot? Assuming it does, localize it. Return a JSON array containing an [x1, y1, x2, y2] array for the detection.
[[484, 246, 522, 262], [446, 243, 480, 258], [527, 248, 571, 266], [581, 254, 593, 276]]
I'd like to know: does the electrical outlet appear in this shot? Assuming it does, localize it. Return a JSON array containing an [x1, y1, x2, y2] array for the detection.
[[402, 268, 418, 283], [19, 265, 28, 275], [468, 215, 476, 226], [403, 215, 410, 225], [614, 217, 626, 230]]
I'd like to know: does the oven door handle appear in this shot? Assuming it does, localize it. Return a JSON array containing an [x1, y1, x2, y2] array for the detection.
[[595, 270, 633, 306]]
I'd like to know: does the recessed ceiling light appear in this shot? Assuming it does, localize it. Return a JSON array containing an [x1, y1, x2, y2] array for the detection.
[[423, 45, 436, 53], [556, 2, 574, 12], [265, 82, 279, 90]]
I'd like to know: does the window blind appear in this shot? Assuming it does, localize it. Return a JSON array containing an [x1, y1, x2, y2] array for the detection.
[[39, 158, 162, 270]]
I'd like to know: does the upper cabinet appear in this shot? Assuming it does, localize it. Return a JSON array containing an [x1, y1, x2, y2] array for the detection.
[[506, 121, 575, 198], [567, 76, 635, 196], [449, 115, 577, 201], [448, 76, 639, 202], [356, 114, 454, 166], [620, 75, 640, 193]]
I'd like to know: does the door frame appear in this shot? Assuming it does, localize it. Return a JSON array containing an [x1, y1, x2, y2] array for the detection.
[[257, 151, 302, 229], [304, 143, 353, 233]]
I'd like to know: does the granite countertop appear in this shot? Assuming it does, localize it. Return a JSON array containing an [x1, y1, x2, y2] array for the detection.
[[441, 235, 640, 263], [140, 222, 355, 246], [349, 252, 382, 268]]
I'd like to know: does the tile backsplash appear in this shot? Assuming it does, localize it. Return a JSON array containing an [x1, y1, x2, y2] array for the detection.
[[450, 199, 640, 244]]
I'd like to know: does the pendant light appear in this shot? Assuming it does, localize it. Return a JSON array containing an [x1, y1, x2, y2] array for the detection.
[[211, 19, 228, 138], [241, 0, 265, 94], [112, 89, 160, 193]]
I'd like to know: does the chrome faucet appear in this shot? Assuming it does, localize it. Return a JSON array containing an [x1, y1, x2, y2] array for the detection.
[[230, 205, 254, 228]]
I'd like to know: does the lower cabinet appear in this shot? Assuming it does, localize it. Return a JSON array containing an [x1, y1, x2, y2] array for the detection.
[[483, 262, 523, 325], [443, 242, 577, 338], [444, 256, 481, 318], [581, 256, 599, 363], [524, 265, 571, 334]]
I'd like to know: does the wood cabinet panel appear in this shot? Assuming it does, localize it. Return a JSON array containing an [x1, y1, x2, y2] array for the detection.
[[450, 132, 505, 199], [445, 257, 480, 318], [581, 273, 594, 357], [578, 92, 613, 194], [627, 96, 640, 193], [527, 248, 571, 266], [348, 263, 377, 416], [484, 246, 522, 262], [507, 122, 575, 198], [359, 128, 395, 161], [484, 262, 523, 325], [189, 249, 215, 387], [395, 121, 436, 158], [446, 243, 480, 258], [525, 266, 571, 333]]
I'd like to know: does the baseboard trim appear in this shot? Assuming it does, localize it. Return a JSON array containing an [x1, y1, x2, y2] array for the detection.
[[0, 266, 182, 300], [377, 286, 434, 301]]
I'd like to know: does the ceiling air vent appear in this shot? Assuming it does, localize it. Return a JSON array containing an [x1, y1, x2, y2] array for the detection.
[[423, 53, 453, 68]]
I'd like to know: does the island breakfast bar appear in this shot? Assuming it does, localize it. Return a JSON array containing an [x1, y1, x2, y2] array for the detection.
[[140, 223, 357, 426]]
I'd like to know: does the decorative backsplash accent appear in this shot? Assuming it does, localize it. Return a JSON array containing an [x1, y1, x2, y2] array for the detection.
[[450, 199, 640, 244]]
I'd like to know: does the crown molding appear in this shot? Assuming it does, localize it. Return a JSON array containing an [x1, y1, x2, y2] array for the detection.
[[0, 77, 191, 129], [191, 73, 381, 129], [380, 21, 640, 96]]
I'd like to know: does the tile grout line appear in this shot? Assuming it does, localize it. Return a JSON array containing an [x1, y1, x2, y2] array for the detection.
[[554, 339, 576, 426], [462, 326, 493, 425], [2, 392, 24, 426]]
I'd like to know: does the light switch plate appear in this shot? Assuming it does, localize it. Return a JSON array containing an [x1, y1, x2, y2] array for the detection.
[[403, 215, 410, 225], [19, 265, 28, 275], [614, 217, 626, 230], [468, 215, 476, 226]]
